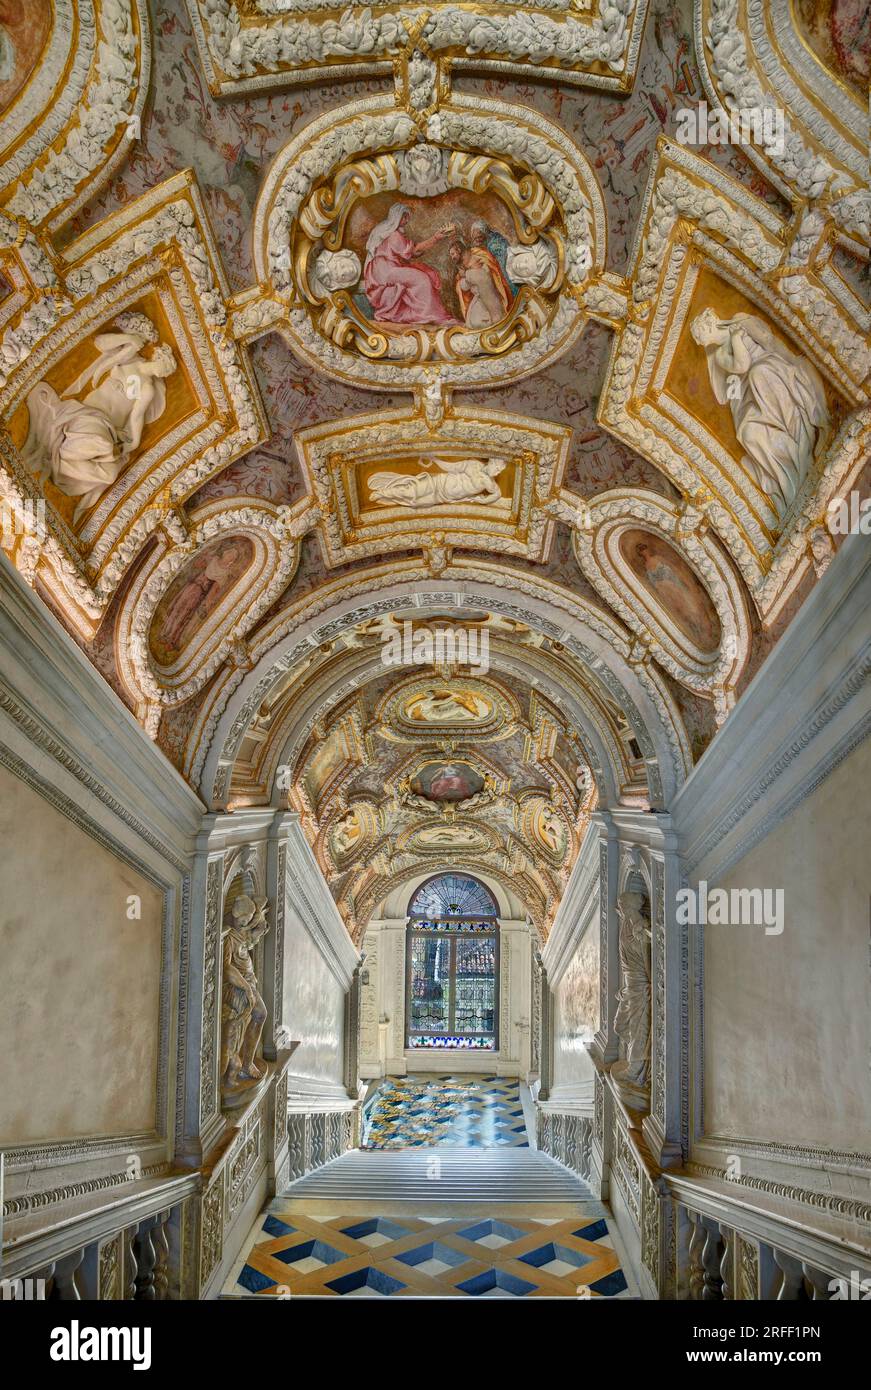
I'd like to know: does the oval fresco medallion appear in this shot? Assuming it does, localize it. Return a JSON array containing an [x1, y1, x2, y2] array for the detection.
[[618, 529, 721, 655], [339, 188, 525, 336], [409, 760, 485, 804], [794, 0, 869, 99], [525, 798, 570, 864], [149, 535, 255, 667], [0, 0, 52, 116]]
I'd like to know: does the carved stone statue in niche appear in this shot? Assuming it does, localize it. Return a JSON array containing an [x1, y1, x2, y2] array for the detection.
[[611, 890, 652, 1109], [220, 893, 270, 1104]]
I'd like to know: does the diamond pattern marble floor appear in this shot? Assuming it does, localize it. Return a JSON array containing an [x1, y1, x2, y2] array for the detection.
[[222, 1198, 637, 1299]]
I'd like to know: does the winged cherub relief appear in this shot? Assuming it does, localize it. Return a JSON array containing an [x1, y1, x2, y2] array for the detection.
[[368, 455, 507, 508]]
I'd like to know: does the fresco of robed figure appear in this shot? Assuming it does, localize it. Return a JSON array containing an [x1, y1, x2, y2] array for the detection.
[[619, 529, 722, 654], [345, 191, 518, 331], [149, 537, 254, 665]]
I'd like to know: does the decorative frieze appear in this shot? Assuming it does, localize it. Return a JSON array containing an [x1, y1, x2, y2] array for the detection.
[[199, 858, 223, 1127], [183, 0, 651, 96]]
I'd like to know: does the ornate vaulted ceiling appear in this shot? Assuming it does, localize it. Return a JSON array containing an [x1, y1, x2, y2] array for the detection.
[[0, 0, 867, 942]]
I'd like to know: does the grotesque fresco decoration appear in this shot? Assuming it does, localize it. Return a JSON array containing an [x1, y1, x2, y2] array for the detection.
[[411, 761, 485, 804], [0, 0, 51, 114], [794, 0, 870, 93], [619, 530, 722, 654], [149, 536, 254, 666], [0, 0, 865, 949], [22, 313, 177, 525], [690, 309, 830, 521]]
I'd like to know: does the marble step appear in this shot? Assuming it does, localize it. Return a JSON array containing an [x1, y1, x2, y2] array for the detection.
[[278, 1147, 592, 1201]]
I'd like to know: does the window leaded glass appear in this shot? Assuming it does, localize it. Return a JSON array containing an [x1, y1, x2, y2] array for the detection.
[[406, 873, 498, 1050], [409, 873, 498, 920]]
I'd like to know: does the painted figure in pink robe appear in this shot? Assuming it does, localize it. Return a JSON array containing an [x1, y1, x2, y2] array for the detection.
[[363, 204, 456, 325], [160, 543, 243, 651]]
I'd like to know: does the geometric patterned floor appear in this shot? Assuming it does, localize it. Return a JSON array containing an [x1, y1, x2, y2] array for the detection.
[[363, 1075, 530, 1149], [224, 1199, 634, 1298]]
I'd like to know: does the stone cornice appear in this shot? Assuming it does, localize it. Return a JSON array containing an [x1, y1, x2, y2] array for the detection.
[[541, 821, 600, 986], [283, 820, 360, 988], [0, 553, 204, 871]]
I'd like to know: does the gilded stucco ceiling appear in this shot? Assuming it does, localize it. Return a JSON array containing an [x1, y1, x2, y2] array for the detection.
[[0, 0, 867, 941]]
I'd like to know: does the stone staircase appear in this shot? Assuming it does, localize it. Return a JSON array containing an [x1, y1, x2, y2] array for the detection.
[[279, 1146, 593, 1202]]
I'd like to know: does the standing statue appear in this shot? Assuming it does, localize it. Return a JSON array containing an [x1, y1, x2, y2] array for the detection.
[[22, 312, 177, 522], [690, 308, 828, 521], [220, 893, 270, 1102], [612, 891, 652, 1106]]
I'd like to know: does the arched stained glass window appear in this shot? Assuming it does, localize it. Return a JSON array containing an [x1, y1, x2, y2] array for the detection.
[[406, 873, 499, 1052], [409, 873, 498, 921]]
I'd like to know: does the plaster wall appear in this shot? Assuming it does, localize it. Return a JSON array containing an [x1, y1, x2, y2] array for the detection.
[[703, 734, 871, 1151], [0, 763, 164, 1144]]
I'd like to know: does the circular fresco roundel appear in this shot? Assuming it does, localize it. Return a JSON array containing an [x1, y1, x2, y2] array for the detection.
[[253, 94, 606, 390], [410, 760, 485, 804]]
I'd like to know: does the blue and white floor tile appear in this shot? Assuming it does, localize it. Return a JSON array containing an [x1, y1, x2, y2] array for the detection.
[[223, 1200, 636, 1299], [363, 1075, 530, 1149]]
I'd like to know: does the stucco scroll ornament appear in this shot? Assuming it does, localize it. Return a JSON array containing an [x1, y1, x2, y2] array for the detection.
[[191, 0, 644, 89], [221, 893, 270, 1107], [690, 308, 829, 521], [704, 0, 870, 244], [3, 0, 146, 231], [287, 136, 573, 368], [22, 314, 177, 523], [611, 890, 652, 1110]]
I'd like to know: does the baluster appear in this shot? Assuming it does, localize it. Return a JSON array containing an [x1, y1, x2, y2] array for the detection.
[[124, 1227, 138, 1300], [688, 1213, 705, 1300], [51, 1249, 83, 1300], [153, 1210, 171, 1300], [700, 1217, 725, 1300], [134, 1218, 158, 1300], [774, 1249, 809, 1300], [802, 1263, 833, 1301], [718, 1225, 734, 1300], [13, 1262, 54, 1301]]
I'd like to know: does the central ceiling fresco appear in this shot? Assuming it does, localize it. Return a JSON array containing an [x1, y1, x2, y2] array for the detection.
[[0, 0, 867, 941]]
